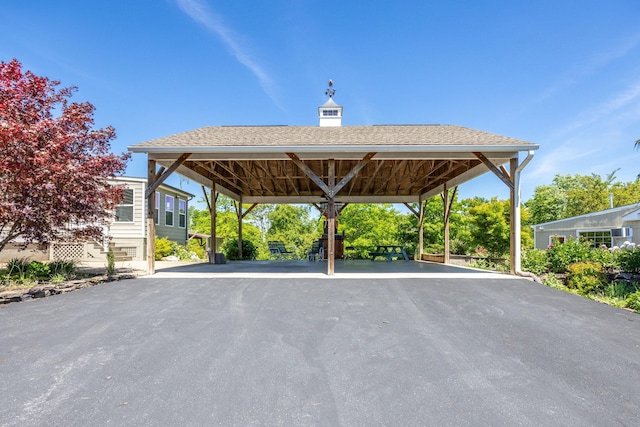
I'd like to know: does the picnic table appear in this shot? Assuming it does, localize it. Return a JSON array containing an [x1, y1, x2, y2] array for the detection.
[[369, 245, 409, 262]]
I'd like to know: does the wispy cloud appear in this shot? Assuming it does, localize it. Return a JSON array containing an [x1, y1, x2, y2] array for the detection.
[[553, 78, 640, 139], [175, 0, 281, 108], [527, 78, 640, 184], [534, 33, 640, 105]]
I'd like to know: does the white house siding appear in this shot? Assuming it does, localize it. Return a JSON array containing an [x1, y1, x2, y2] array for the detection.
[[533, 205, 640, 250], [109, 179, 146, 240]]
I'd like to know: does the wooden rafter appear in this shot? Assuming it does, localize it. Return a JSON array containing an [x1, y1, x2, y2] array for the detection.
[[282, 162, 302, 196], [215, 161, 258, 194], [254, 161, 290, 196], [238, 161, 277, 196], [417, 161, 462, 195], [194, 161, 244, 194], [374, 160, 407, 195]]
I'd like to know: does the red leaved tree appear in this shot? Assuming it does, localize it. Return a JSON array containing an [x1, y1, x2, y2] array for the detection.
[[0, 59, 130, 252]]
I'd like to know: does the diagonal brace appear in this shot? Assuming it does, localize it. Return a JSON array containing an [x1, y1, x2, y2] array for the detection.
[[145, 153, 192, 198], [473, 152, 514, 190]]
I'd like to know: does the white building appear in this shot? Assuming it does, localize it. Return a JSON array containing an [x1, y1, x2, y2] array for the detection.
[[531, 204, 640, 249]]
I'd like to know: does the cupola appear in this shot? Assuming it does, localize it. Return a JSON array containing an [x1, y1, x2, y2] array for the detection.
[[318, 80, 342, 127]]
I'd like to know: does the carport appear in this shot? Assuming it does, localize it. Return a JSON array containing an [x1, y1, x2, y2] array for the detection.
[[128, 110, 538, 276]]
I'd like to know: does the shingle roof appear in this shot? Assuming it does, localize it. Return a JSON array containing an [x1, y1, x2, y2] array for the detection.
[[128, 124, 538, 203], [128, 125, 537, 152]]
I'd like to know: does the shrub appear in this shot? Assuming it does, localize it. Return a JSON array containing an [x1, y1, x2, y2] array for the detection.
[[155, 237, 176, 260], [626, 291, 640, 312], [547, 237, 593, 273], [27, 261, 50, 279], [186, 239, 207, 259], [450, 239, 470, 255], [521, 248, 549, 275], [588, 247, 618, 270], [48, 261, 75, 278], [106, 248, 115, 275], [618, 248, 640, 273], [424, 243, 444, 255], [542, 273, 564, 289], [603, 282, 632, 300], [223, 238, 257, 260], [7, 258, 30, 278], [566, 262, 606, 295]]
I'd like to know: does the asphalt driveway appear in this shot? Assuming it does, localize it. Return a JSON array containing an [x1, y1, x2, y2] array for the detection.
[[1, 274, 639, 426]]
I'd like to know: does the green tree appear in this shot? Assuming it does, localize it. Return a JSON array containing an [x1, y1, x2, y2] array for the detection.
[[340, 204, 403, 257], [526, 170, 640, 225], [468, 198, 511, 256], [527, 184, 566, 225], [188, 195, 266, 258], [267, 204, 318, 258], [402, 195, 475, 256]]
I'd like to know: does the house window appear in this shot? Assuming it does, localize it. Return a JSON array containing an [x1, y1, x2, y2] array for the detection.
[[115, 188, 134, 222], [179, 199, 187, 228], [322, 109, 338, 117], [578, 230, 612, 248], [155, 192, 160, 225], [165, 195, 174, 226], [549, 235, 566, 246]]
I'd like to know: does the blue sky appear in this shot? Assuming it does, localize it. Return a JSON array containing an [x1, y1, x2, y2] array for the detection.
[[2, 0, 640, 205]]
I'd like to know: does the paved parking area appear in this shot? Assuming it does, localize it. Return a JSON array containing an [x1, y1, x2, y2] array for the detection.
[[1, 271, 639, 426]]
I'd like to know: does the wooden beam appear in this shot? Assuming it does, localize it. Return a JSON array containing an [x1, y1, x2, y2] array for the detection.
[[146, 158, 156, 275], [236, 198, 243, 257], [202, 185, 211, 212], [418, 197, 426, 259], [155, 166, 166, 181], [499, 165, 510, 179], [333, 152, 376, 196], [473, 152, 514, 190], [287, 153, 330, 196], [193, 161, 244, 195], [403, 202, 420, 217], [214, 183, 218, 264], [360, 160, 386, 195], [254, 161, 290, 195], [441, 185, 457, 265], [327, 159, 335, 276], [216, 160, 268, 195], [145, 153, 191, 198], [373, 160, 407, 195], [417, 161, 470, 195], [242, 203, 258, 219]]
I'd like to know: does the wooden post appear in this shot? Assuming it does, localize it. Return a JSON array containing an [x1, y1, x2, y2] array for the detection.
[[210, 185, 217, 264], [442, 184, 450, 264], [237, 198, 243, 258], [327, 159, 335, 275], [146, 158, 156, 275], [418, 196, 425, 260]]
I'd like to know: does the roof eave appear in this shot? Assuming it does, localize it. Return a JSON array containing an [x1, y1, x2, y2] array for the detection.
[[128, 144, 539, 154]]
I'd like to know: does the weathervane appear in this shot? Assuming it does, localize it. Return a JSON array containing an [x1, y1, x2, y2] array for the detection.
[[325, 79, 336, 98]]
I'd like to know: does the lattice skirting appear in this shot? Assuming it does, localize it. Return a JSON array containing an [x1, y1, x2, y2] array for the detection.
[[121, 247, 137, 258], [52, 243, 84, 261]]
